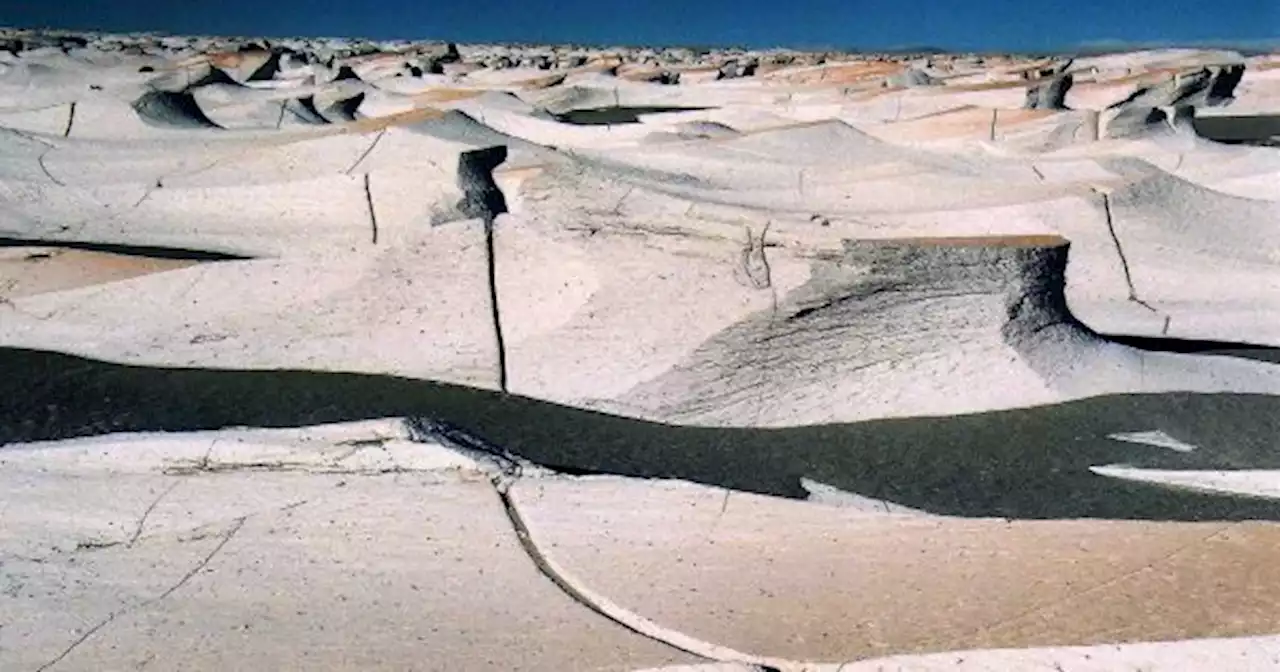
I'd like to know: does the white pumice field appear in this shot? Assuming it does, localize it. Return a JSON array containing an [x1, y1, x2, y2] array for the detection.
[[1, 27, 1279, 671]]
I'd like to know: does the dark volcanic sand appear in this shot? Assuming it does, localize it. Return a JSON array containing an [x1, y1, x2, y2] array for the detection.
[[553, 106, 712, 125], [4, 347, 1280, 522], [1193, 114, 1280, 147]]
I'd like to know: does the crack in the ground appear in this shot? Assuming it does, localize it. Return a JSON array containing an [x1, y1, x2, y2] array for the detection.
[[452, 146, 513, 394], [131, 180, 160, 208], [63, 102, 76, 138], [410, 417, 787, 671], [405, 416, 539, 480], [128, 481, 182, 548], [738, 221, 773, 291], [34, 516, 246, 672], [160, 459, 430, 477], [36, 149, 66, 187], [344, 128, 386, 175], [363, 173, 379, 244], [485, 215, 509, 393], [495, 480, 787, 671], [0, 126, 57, 148], [1096, 189, 1164, 317], [609, 185, 636, 215]]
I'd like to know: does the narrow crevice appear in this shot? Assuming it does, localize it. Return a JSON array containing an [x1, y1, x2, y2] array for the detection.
[[608, 186, 635, 216], [406, 418, 783, 670], [1, 125, 57, 148], [128, 481, 181, 548], [738, 222, 773, 290], [494, 480, 783, 672], [455, 146, 512, 394], [37, 149, 66, 186], [363, 173, 379, 245], [34, 516, 246, 672], [989, 108, 998, 141], [485, 217, 508, 393], [344, 128, 386, 175], [1097, 190, 1161, 315], [63, 101, 76, 138], [132, 180, 160, 208]]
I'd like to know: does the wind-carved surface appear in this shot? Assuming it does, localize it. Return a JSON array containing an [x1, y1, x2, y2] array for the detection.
[[132, 90, 223, 130], [455, 145, 510, 222], [3, 32, 1280, 671], [1103, 64, 1245, 138], [312, 91, 365, 123], [621, 236, 1102, 426], [1025, 73, 1073, 110]]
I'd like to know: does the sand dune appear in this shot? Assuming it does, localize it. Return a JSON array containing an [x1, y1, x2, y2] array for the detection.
[[2, 28, 1279, 671]]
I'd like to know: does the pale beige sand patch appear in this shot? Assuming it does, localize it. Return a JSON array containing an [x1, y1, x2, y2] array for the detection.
[[0, 247, 201, 299], [515, 478, 1280, 664]]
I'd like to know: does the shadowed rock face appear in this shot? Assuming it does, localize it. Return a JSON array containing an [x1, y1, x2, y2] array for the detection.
[[887, 67, 939, 88], [456, 145, 509, 221], [1025, 73, 1073, 110], [717, 59, 758, 80], [1205, 64, 1245, 104], [994, 240, 1106, 377], [284, 96, 330, 125], [1103, 64, 1245, 138], [241, 49, 283, 82], [131, 90, 222, 129], [313, 91, 364, 123]]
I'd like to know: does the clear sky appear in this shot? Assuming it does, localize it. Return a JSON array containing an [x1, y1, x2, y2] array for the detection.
[[3, 0, 1278, 52]]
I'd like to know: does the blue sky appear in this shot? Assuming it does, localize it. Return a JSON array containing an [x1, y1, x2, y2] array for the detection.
[[4, 0, 1278, 52]]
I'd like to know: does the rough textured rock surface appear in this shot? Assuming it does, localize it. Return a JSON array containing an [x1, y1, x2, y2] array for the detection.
[[1025, 72, 1073, 110], [131, 90, 222, 129], [455, 145, 509, 221], [618, 238, 1095, 426], [1102, 64, 1246, 138]]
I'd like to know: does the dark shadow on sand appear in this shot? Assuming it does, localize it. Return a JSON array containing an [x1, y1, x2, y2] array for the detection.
[[0, 237, 249, 261], [4, 348, 1280, 522], [1192, 115, 1280, 147], [1103, 332, 1280, 364], [553, 106, 713, 125]]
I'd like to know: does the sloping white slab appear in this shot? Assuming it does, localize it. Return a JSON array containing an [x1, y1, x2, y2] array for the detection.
[[1090, 466, 1280, 500], [1108, 429, 1200, 453]]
